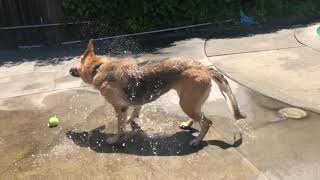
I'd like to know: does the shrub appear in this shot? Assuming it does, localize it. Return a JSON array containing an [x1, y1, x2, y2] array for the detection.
[[63, 0, 320, 35]]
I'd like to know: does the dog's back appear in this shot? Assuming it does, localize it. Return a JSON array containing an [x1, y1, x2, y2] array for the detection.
[[123, 58, 196, 104]]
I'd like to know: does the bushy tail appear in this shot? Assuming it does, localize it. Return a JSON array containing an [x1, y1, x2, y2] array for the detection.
[[209, 67, 246, 120]]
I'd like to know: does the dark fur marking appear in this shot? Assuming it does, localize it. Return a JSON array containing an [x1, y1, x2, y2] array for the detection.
[[123, 68, 183, 103], [120, 106, 128, 112], [92, 63, 103, 77], [105, 71, 116, 82]]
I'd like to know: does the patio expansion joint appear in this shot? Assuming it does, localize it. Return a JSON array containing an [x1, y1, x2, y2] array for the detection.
[[0, 85, 92, 99], [206, 45, 305, 58]]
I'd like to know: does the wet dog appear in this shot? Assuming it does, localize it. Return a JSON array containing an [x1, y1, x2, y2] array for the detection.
[[69, 40, 245, 146]]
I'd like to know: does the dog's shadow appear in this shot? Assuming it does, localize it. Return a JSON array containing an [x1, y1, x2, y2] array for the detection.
[[66, 125, 242, 156]]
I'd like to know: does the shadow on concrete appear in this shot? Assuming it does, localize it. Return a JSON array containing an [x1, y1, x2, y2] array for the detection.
[[0, 16, 318, 67], [66, 125, 242, 156]]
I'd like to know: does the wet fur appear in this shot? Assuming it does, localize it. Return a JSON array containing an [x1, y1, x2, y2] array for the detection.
[[70, 40, 245, 146]]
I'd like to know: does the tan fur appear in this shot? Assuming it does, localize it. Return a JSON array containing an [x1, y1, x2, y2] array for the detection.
[[69, 40, 245, 146]]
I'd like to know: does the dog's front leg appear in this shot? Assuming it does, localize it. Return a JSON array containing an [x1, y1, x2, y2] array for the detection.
[[128, 106, 142, 129], [106, 106, 128, 144]]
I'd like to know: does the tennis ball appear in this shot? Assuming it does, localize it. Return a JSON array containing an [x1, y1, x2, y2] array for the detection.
[[48, 116, 59, 128], [317, 26, 320, 37]]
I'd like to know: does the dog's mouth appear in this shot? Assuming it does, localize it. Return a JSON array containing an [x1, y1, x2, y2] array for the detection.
[[69, 67, 80, 77]]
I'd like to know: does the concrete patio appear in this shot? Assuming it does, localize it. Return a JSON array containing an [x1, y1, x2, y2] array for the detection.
[[1, 23, 320, 180], [207, 23, 320, 113]]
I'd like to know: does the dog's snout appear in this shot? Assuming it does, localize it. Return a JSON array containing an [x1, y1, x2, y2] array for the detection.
[[69, 67, 80, 77]]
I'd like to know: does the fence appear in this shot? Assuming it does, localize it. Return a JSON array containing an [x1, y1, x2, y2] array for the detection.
[[0, 0, 88, 48], [0, 0, 64, 27]]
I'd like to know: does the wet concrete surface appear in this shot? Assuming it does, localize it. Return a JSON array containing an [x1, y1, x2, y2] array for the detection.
[[0, 36, 264, 179], [1, 25, 320, 179], [212, 88, 320, 180], [205, 23, 320, 179], [0, 85, 265, 180], [1, 77, 320, 179]]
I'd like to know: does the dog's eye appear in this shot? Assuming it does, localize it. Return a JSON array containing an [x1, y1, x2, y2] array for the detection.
[[92, 63, 102, 76], [94, 63, 102, 70]]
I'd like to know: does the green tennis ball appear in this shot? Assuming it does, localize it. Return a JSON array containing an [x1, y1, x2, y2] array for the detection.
[[317, 26, 320, 37], [48, 116, 59, 128]]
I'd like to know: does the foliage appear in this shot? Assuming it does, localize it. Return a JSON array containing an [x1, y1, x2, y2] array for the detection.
[[63, 0, 320, 34]]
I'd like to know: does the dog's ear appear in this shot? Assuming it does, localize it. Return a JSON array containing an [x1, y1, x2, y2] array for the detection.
[[87, 39, 94, 52], [81, 39, 95, 63]]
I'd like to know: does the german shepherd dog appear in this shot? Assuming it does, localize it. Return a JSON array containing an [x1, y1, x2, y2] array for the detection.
[[69, 40, 245, 146]]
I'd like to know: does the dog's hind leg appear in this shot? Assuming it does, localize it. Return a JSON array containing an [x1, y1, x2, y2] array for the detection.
[[190, 114, 212, 146], [178, 79, 212, 146]]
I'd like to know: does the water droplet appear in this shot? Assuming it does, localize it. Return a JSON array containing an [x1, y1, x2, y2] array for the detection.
[[152, 147, 157, 155]]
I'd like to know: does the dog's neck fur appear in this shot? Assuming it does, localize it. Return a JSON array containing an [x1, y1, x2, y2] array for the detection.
[[91, 57, 137, 90]]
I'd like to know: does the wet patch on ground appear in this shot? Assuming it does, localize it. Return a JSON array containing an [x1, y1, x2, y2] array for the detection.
[[0, 86, 264, 179], [1, 82, 319, 179]]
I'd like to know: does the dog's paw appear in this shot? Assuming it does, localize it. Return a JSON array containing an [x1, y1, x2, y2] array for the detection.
[[189, 139, 201, 147], [106, 135, 120, 144], [235, 112, 246, 120], [179, 121, 192, 130], [130, 121, 140, 129]]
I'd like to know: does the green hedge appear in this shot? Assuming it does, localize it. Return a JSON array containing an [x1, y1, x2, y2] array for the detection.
[[63, 0, 320, 34]]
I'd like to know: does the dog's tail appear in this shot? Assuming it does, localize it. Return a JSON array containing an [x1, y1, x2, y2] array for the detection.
[[208, 67, 246, 120]]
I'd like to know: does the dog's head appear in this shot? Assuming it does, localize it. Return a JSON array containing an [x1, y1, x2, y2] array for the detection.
[[69, 40, 110, 85]]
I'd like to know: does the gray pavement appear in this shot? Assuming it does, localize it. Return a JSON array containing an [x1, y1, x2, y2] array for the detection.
[[1, 24, 320, 179], [207, 23, 320, 113]]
